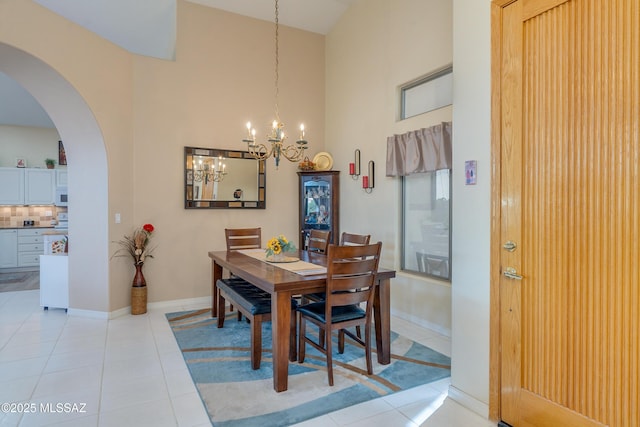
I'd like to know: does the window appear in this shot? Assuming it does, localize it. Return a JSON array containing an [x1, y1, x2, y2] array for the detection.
[[402, 170, 451, 280], [401, 65, 452, 119], [399, 67, 452, 281]]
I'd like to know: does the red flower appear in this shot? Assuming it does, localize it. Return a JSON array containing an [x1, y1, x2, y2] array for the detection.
[[143, 223, 154, 233]]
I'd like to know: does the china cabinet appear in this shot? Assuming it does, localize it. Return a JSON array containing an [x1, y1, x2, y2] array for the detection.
[[298, 171, 339, 250]]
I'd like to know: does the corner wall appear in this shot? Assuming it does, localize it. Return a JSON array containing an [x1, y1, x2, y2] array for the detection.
[[450, 0, 492, 414]]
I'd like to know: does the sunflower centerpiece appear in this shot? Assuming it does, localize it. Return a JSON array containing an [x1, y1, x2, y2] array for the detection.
[[265, 234, 296, 261]]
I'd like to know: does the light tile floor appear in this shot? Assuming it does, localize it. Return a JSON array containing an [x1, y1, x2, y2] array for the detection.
[[0, 290, 495, 427]]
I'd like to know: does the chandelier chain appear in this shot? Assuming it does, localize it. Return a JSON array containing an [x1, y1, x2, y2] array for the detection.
[[274, 0, 280, 122], [242, 0, 309, 168]]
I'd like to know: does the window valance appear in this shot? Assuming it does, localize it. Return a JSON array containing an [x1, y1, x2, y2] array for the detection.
[[385, 121, 452, 177]]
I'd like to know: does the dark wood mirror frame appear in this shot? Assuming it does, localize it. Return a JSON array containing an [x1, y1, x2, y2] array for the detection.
[[184, 146, 266, 209]]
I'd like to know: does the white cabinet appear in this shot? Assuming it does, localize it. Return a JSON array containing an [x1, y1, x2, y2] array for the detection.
[[0, 168, 55, 205], [0, 168, 25, 205], [40, 255, 69, 310], [0, 229, 18, 268], [25, 169, 55, 204], [17, 228, 45, 267], [56, 169, 68, 187]]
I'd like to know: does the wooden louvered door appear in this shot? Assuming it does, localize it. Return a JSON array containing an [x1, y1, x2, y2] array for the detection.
[[495, 0, 640, 426]]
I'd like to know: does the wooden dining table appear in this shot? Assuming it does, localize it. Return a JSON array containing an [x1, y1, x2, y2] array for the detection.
[[208, 249, 396, 392]]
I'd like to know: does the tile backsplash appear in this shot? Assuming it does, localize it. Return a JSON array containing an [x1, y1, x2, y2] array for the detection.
[[0, 206, 67, 227]]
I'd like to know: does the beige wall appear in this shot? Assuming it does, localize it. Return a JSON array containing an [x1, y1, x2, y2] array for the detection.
[[0, 0, 325, 311], [0, 0, 131, 312], [325, 0, 453, 335], [130, 2, 325, 305]]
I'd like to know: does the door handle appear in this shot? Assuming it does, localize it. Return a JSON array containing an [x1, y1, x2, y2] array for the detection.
[[503, 267, 523, 280]]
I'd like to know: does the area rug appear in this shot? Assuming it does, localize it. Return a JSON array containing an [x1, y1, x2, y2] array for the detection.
[[167, 308, 451, 427]]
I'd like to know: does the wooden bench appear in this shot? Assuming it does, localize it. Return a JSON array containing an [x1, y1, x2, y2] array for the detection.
[[216, 278, 297, 369]]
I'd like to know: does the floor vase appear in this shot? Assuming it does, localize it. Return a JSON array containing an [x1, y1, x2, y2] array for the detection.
[[131, 263, 147, 315]]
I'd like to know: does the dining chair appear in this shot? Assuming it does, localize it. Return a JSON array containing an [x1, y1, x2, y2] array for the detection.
[[308, 229, 330, 253], [218, 227, 297, 369], [306, 231, 371, 340], [300, 230, 330, 306], [340, 232, 371, 246], [297, 242, 382, 386], [224, 227, 261, 320], [225, 227, 261, 250]]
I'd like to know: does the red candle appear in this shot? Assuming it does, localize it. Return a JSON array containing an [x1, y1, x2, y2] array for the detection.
[[349, 163, 355, 175], [362, 176, 369, 188]]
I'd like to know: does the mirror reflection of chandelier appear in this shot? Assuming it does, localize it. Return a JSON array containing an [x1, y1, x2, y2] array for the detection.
[[242, 0, 309, 168], [192, 156, 227, 183]]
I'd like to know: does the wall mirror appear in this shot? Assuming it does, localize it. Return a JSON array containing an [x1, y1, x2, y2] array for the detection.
[[184, 146, 266, 209]]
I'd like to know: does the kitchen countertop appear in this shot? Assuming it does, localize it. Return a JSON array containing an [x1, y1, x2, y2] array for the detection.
[[43, 230, 68, 235], [0, 225, 56, 230]]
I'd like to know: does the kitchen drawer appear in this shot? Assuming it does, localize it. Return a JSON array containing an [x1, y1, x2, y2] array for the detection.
[[18, 228, 48, 237], [19, 242, 44, 253], [18, 234, 44, 244], [18, 252, 41, 267]]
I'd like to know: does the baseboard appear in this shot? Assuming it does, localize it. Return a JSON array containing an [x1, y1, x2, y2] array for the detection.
[[108, 306, 130, 319], [447, 385, 489, 419], [147, 295, 211, 310], [66, 307, 110, 319], [66, 296, 211, 319], [390, 308, 451, 337]]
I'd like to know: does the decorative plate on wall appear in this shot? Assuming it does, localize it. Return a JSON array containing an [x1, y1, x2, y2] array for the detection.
[[313, 152, 333, 171]]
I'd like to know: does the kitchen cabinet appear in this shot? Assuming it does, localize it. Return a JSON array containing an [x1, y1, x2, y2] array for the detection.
[[0, 229, 18, 268], [18, 228, 46, 267], [0, 167, 55, 205], [0, 168, 25, 205], [25, 169, 55, 204], [56, 169, 68, 187], [298, 171, 340, 250]]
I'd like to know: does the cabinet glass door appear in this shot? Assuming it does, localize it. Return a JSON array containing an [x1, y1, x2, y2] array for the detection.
[[299, 171, 339, 249], [302, 178, 332, 231]]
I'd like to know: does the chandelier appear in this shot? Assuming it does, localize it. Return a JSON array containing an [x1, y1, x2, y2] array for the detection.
[[192, 156, 227, 183], [242, 0, 308, 168]]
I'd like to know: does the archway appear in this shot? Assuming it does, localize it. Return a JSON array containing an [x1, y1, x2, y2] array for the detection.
[[0, 43, 110, 314]]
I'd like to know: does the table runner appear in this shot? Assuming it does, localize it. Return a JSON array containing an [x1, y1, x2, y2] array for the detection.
[[237, 249, 327, 276]]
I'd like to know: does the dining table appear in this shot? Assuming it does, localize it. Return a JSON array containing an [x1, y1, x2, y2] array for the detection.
[[208, 249, 396, 392]]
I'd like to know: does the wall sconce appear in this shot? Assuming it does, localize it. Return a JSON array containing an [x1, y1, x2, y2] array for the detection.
[[349, 149, 361, 180], [362, 160, 375, 193]]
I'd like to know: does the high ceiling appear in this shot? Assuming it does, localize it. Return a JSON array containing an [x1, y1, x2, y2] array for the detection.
[[1, 0, 356, 129]]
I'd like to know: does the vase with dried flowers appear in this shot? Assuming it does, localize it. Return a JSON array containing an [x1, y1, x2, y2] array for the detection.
[[113, 223, 155, 314]]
